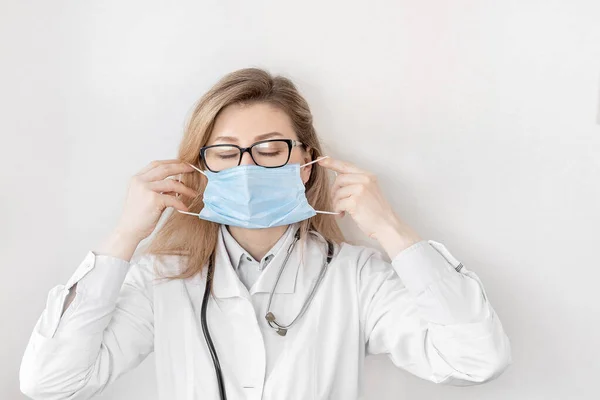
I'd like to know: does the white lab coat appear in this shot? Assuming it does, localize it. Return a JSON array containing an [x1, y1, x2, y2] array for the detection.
[[20, 227, 511, 400]]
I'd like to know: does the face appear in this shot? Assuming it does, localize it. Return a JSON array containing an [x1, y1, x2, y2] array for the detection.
[[206, 102, 313, 184]]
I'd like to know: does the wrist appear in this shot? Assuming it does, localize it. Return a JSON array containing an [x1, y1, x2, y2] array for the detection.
[[112, 225, 145, 244], [96, 228, 141, 262], [373, 215, 423, 260]]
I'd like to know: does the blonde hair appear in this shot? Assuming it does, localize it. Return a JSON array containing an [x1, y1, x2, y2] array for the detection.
[[146, 67, 344, 280]]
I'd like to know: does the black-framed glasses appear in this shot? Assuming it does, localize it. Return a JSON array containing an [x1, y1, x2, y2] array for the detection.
[[200, 139, 305, 172]]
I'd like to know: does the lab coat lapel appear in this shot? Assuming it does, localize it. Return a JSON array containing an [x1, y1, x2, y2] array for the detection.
[[183, 227, 247, 299], [250, 229, 302, 295], [212, 227, 248, 299]]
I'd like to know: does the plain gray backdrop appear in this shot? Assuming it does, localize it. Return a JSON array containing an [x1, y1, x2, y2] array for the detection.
[[1, 1, 599, 399]]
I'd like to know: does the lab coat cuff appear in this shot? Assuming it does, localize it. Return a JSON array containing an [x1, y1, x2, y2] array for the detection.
[[66, 251, 131, 301], [390, 240, 459, 295]]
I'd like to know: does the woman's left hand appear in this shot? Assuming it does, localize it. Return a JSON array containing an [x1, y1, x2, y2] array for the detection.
[[318, 156, 423, 258]]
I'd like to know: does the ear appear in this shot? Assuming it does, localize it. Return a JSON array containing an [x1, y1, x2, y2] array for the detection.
[[300, 146, 313, 185]]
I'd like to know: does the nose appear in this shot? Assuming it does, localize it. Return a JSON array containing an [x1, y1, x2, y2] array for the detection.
[[239, 149, 256, 166]]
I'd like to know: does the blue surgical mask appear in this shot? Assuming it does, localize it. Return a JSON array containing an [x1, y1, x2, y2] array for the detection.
[[178, 157, 338, 229]]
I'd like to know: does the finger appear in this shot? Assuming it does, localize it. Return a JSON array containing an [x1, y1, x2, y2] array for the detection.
[[331, 173, 370, 192], [140, 163, 196, 182], [149, 179, 198, 199], [333, 196, 356, 214], [317, 157, 365, 174], [160, 192, 183, 201], [163, 173, 184, 185], [136, 159, 183, 176], [332, 184, 363, 205], [161, 174, 185, 198], [159, 193, 189, 212]]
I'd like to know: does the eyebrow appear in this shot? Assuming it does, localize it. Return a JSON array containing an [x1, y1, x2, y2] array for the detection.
[[213, 131, 285, 143], [255, 132, 285, 141]]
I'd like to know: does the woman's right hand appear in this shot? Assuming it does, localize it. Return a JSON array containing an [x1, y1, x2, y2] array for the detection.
[[116, 160, 199, 242], [96, 160, 199, 261]]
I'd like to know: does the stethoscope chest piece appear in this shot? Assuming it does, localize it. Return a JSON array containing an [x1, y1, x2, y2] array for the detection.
[[265, 312, 288, 336]]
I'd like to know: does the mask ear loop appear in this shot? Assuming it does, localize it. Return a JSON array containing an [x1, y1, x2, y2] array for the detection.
[[300, 156, 342, 216], [178, 209, 201, 216], [174, 163, 207, 217], [187, 163, 207, 176], [300, 156, 328, 169]]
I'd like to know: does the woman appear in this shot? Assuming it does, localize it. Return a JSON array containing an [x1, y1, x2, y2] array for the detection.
[[20, 68, 511, 400]]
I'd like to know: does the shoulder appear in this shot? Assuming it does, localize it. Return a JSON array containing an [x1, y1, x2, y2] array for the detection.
[[315, 236, 390, 278], [127, 252, 190, 285], [336, 241, 386, 266], [309, 238, 400, 298], [334, 242, 407, 300]]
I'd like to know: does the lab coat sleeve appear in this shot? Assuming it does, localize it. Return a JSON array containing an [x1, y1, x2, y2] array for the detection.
[[20, 251, 155, 399], [359, 240, 512, 385]]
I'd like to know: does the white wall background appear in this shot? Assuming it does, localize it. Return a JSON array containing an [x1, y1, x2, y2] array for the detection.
[[1, 0, 599, 399]]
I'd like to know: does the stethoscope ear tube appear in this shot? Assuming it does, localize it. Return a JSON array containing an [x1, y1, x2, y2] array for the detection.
[[201, 257, 228, 400]]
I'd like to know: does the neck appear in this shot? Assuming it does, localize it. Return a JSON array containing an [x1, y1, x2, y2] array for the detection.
[[226, 225, 289, 261]]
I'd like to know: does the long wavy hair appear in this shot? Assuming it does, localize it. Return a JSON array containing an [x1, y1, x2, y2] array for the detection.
[[146, 68, 344, 279]]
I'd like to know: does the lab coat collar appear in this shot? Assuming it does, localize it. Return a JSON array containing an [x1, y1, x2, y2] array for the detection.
[[220, 224, 249, 270], [220, 224, 292, 272], [249, 224, 301, 295], [208, 223, 302, 298]]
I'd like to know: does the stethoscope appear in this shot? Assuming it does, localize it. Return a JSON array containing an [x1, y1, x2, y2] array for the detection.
[[200, 229, 335, 400]]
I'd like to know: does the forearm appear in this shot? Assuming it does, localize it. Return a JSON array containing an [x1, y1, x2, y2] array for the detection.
[[96, 228, 142, 262], [60, 230, 140, 317], [362, 241, 511, 384], [373, 213, 423, 260]]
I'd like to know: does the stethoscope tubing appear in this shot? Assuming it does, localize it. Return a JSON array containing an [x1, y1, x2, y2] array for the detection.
[[201, 258, 227, 400]]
